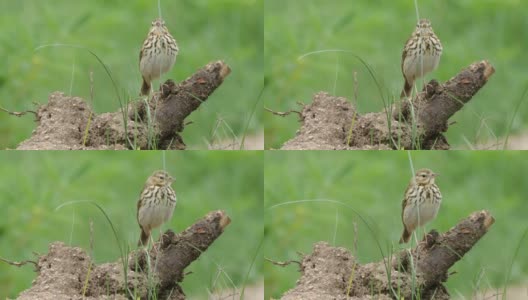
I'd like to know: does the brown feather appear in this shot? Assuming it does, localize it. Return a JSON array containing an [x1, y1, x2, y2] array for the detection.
[[400, 79, 413, 98], [400, 35, 414, 98], [399, 227, 411, 244], [140, 78, 150, 96], [399, 183, 411, 243], [138, 227, 150, 246]]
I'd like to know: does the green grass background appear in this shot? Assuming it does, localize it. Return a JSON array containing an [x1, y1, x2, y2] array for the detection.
[[264, 151, 528, 298], [264, 0, 528, 149], [0, 0, 263, 149], [0, 151, 263, 299]]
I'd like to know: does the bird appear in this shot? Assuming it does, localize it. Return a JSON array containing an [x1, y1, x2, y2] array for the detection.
[[139, 18, 179, 96], [399, 168, 442, 244], [400, 19, 443, 98], [136, 170, 177, 246]]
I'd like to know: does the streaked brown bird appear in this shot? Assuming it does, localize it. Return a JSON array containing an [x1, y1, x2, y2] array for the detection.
[[400, 19, 442, 98], [139, 18, 179, 96], [137, 170, 177, 246], [399, 168, 442, 244]]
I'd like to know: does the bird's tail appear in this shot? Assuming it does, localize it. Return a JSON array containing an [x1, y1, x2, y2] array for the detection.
[[140, 78, 151, 96], [399, 227, 411, 244], [400, 79, 413, 99], [138, 229, 150, 247]]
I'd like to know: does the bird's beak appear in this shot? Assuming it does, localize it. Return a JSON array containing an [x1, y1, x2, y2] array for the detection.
[[433, 173, 439, 177]]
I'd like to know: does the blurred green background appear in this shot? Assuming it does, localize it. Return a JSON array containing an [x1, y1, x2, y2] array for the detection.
[[264, 0, 528, 149], [0, 151, 263, 299], [264, 151, 528, 298], [0, 0, 263, 149]]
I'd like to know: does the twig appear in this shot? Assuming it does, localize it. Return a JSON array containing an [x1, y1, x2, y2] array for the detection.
[[264, 107, 302, 120], [0, 257, 38, 269], [0, 106, 37, 117], [265, 257, 301, 267]]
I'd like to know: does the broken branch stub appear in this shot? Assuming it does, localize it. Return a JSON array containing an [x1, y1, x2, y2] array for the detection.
[[412, 210, 495, 286], [132, 210, 231, 290], [129, 60, 231, 149], [398, 60, 495, 136]]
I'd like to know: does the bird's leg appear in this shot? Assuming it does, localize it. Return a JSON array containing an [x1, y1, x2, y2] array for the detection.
[[413, 230, 419, 246], [154, 226, 164, 253], [422, 225, 431, 244], [418, 74, 430, 94], [150, 234, 155, 249]]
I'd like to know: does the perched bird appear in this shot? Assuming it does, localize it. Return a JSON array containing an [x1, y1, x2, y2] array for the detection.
[[137, 170, 177, 246], [400, 19, 442, 98], [139, 18, 179, 96], [399, 168, 442, 244]]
